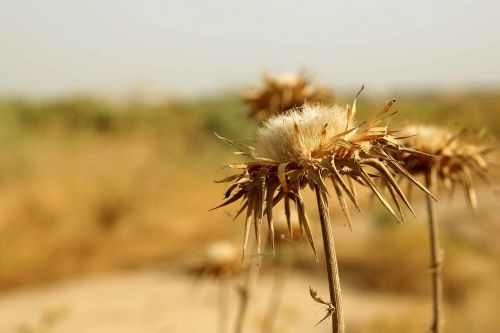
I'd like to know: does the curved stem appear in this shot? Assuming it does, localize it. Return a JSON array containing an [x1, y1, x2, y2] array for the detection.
[[315, 185, 345, 333], [425, 171, 444, 333]]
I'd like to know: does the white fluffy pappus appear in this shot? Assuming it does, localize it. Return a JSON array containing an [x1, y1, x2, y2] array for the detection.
[[255, 104, 355, 162]]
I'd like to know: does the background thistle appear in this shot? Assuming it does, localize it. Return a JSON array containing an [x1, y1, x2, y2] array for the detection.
[[213, 91, 434, 332], [193, 242, 240, 280], [243, 72, 334, 120], [394, 124, 494, 333], [397, 125, 493, 208], [193, 242, 240, 333]]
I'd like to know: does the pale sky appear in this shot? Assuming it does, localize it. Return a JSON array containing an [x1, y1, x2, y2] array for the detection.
[[1, 0, 499, 96]]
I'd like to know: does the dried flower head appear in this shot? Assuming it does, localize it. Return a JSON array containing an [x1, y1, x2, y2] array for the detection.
[[244, 72, 334, 120], [194, 242, 240, 279], [396, 124, 493, 209], [213, 89, 433, 261]]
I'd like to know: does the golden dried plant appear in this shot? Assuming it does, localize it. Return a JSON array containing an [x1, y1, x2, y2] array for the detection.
[[213, 89, 435, 332], [243, 72, 334, 120], [192, 242, 241, 333], [214, 92, 433, 259], [392, 124, 494, 333], [396, 125, 493, 208]]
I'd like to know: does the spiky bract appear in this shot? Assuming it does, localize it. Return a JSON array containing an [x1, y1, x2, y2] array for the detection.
[[213, 94, 433, 261], [244, 72, 334, 120]]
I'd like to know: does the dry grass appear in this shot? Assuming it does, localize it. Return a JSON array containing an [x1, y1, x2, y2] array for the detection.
[[0, 131, 234, 289]]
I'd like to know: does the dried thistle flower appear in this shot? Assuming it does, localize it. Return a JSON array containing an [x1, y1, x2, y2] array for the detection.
[[214, 94, 432, 259], [243, 72, 334, 120], [212, 89, 434, 333], [396, 125, 493, 208]]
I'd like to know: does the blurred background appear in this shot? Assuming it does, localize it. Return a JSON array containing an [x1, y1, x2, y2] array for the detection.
[[0, 1, 499, 332]]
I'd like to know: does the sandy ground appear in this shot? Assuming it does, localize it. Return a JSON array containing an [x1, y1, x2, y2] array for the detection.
[[0, 268, 429, 333], [0, 189, 495, 333]]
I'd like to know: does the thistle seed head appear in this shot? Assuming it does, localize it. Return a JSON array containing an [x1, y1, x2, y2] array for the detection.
[[244, 72, 334, 120], [398, 124, 493, 208], [255, 104, 355, 163]]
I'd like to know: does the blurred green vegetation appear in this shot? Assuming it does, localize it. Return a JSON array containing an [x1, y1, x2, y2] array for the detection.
[[353, 90, 500, 136], [0, 93, 257, 139], [1, 90, 499, 140]]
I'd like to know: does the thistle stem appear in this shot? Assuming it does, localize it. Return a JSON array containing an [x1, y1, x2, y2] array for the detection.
[[234, 260, 259, 333], [425, 171, 444, 333], [315, 185, 345, 333]]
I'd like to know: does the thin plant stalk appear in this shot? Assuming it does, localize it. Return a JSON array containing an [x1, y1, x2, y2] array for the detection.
[[218, 276, 230, 333], [261, 249, 291, 333], [234, 260, 259, 333], [315, 185, 345, 333], [425, 169, 444, 333]]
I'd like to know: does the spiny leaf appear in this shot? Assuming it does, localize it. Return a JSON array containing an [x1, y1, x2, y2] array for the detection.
[[214, 173, 245, 184], [233, 200, 248, 221], [366, 159, 417, 218], [308, 169, 329, 197], [384, 178, 405, 223], [214, 132, 254, 153], [295, 192, 318, 261], [389, 160, 438, 201], [253, 181, 265, 265], [358, 168, 400, 222], [265, 183, 278, 256], [464, 184, 478, 210], [242, 185, 256, 261], [331, 179, 353, 230], [284, 195, 292, 240], [209, 189, 246, 211], [346, 176, 359, 208], [278, 162, 289, 192], [327, 158, 361, 213]]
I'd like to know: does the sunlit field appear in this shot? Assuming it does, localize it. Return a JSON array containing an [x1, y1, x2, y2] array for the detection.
[[0, 91, 498, 332]]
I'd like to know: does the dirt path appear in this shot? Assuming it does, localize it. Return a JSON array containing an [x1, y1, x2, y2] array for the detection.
[[0, 269, 427, 333]]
